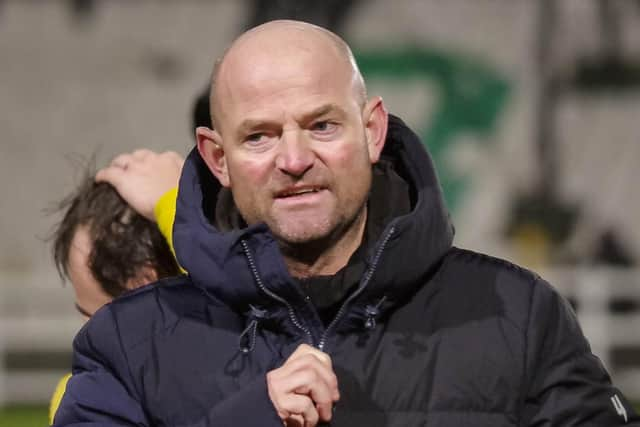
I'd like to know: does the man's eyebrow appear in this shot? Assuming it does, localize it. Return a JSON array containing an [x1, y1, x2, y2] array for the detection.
[[236, 118, 277, 135], [75, 303, 93, 318], [236, 104, 347, 136], [298, 104, 346, 123]]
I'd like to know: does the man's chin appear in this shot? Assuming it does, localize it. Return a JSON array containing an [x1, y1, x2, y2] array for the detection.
[[270, 222, 332, 246], [275, 229, 330, 246]]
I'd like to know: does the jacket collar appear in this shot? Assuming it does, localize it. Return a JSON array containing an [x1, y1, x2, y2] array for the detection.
[[173, 114, 454, 322]]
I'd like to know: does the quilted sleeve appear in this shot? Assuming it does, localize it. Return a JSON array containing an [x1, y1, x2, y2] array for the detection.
[[521, 279, 639, 426]]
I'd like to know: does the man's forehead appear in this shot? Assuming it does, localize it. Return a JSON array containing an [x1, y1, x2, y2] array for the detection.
[[217, 21, 348, 90], [217, 56, 353, 117], [212, 21, 363, 130], [221, 41, 341, 85], [219, 75, 358, 129]]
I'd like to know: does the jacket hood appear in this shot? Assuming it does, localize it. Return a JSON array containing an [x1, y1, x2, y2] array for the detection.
[[174, 114, 454, 325]]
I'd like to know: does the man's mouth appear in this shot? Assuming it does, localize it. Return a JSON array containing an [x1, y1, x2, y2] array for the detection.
[[276, 186, 324, 198]]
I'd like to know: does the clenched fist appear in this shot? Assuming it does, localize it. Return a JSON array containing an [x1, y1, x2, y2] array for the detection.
[[267, 344, 340, 427]]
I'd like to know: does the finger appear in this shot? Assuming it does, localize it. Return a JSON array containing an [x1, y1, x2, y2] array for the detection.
[[309, 352, 332, 370], [303, 382, 334, 422], [273, 368, 336, 420], [95, 166, 126, 186], [267, 363, 338, 408], [281, 394, 318, 427], [271, 366, 339, 405], [166, 151, 184, 163], [110, 153, 133, 169], [285, 414, 304, 427], [289, 345, 332, 369], [276, 355, 338, 397], [132, 149, 153, 160], [289, 344, 314, 359]]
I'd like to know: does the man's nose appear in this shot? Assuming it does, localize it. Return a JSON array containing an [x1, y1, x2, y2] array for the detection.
[[275, 130, 314, 177]]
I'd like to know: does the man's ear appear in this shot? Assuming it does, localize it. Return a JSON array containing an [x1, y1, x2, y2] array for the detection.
[[196, 126, 230, 187], [362, 96, 388, 164]]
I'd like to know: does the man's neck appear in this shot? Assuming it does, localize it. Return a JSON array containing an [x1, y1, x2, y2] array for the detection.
[[282, 209, 367, 279]]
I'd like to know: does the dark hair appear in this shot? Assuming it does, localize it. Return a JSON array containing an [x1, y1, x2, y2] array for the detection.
[[191, 86, 212, 132], [52, 175, 180, 298]]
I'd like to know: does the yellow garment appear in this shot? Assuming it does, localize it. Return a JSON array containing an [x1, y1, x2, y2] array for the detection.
[[49, 373, 71, 425], [154, 186, 185, 273], [154, 186, 178, 257]]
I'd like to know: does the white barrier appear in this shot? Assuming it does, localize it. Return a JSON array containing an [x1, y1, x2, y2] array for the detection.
[[0, 271, 79, 406], [544, 268, 640, 400], [0, 268, 639, 405]]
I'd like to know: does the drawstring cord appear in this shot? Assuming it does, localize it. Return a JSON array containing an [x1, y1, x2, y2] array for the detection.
[[239, 305, 269, 354], [364, 295, 387, 330], [239, 295, 388, 351]]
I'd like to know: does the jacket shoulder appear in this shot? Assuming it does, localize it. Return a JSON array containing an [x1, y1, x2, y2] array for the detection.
[[436, 247, 566, 331], [440, 246, 554, 295], [443, 247, 541, 284], [82, 275, 237, 354]]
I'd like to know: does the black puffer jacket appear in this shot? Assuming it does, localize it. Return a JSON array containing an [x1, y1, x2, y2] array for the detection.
[[53, 116, 638, 427]]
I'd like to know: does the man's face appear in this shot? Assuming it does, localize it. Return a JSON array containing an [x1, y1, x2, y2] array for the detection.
[[67, 226, 112, 321], [209, 48, 378, 246]]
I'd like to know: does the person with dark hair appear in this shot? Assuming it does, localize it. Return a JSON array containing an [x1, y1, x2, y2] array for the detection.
[[48, 163, 182, 424], [53, 21, 638, 427], [52, 179, 180, 313]]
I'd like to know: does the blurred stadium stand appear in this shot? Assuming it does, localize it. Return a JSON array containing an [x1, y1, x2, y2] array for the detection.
[[0, 272, 77, 405], [1, 0, 639, 406]]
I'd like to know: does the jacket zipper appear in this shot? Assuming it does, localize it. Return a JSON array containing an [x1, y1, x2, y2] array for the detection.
[[241, 240, 314, 344], [318, 226, 396, 351]]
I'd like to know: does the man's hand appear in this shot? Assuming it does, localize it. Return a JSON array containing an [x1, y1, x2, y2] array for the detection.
[[96, 149, 184, 220], [267, 344, 340, 427]]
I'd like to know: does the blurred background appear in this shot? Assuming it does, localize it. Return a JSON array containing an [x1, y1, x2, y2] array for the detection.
[[1, 0, 640, 425]]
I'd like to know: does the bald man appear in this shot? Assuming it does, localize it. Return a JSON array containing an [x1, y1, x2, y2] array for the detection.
[[53, 21, 638, 427]]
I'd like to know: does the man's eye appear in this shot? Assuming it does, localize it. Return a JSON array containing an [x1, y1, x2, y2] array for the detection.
[[246, 133, 265, 144], [311, 121, 336, 133]]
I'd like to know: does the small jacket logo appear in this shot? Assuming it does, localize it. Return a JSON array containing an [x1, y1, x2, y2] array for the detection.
[[611, 394, 628, 423]]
